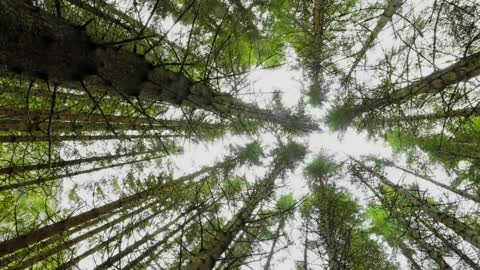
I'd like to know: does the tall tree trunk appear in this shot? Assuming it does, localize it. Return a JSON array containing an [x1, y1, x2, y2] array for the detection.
[[0, 155, 238, 257], [263, 216, 286, 270], [0, 133, 179, 143], [0, 0, 317, 132], [182, 160, 288, 270], [353, 164, 451, 269], [94, 210, 197, 270], [351, 156, 480, 251], [303, 223, 309, 270], [121, 234, 180, 270], [345, 0, 403, 79], [6, 201, 164, 269], [384, 160, 480, 203], [0, 200, 160, 267], [0, 154, 164, 192], [421, 219, 480, 270], [406, 228, 452, 270], [396, 240, 423, 270], [355, 51, 480, 113], [0, 149, 156, 175], [386, 105, 480, 123]]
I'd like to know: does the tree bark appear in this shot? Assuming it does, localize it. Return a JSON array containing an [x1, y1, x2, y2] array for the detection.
[[182, 160, 288, 270], [351, 156, 480, 251], [384, 160, 480, 203], [0, 155, 238, 257], [263, 216, 286, 270], [0, 154, 164, 192], [6, 201, 163, 269], [0, 133, 180, 144], [396, 241, 423, 270], [93, 210, 197, 270], [0, 0, 317, 132], [421, 219, 480, 270], [0, 149, 155, 175], [356, 51, 480, 113], [346, 0, 403, 79]]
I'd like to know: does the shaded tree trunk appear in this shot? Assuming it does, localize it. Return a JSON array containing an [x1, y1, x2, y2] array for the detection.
[[421, 219, 480, 270], [182, 160, 288, 270], [0, 0, 317, 132], [263, 216, 286, 270], [351, 157, 480, 251], [6, 201, 164, 269], [0, 149, 156, 175], [354, 51, 480, 113], [384, 160, 480, 203], [93, 210, 197, 270], [0, 154, 164, 191], [0, 154, 239, 257]]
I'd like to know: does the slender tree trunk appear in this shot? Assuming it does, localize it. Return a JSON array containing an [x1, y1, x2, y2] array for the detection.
[[54, 204, 177, 270], [384, 160, 480, 203], [263, 216, 286, 270], [121, 234, 179, 270], [396, 241, 423, 270], [0, 106, 155, 124], [421, 219, 480, 270], [182, 160, 287, 270], [353, 165, 451, 270], [303, 219, 309, 270], [0, 156, 237, 257], [0, 0, 317, 132], [94, 210, 197, 270], [0, 154, 164, 192], [0, 149, 155, 175], [351, 156, 480, 251], [0, 133, 180, 144], [62, 0, 136, 32], [0, 200, 159, 267], [346, 0, 403, 79], [407, 230, 452, 269], [388, 105, 480, 123], [7, 201, 164, 269]]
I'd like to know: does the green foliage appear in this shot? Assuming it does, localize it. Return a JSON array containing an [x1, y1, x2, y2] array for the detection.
[[272, 140, 307, 170], [304, 152, 339, 183], [276, 193, 296, 210], [242, 142, 264, 165]]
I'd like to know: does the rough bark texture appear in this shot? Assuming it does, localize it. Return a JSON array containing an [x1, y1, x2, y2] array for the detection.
[[94, 212, 195, 270], [355, 51, 480, 114], [421, 220, 480, 270], [0, 0, 317, 132], [396, 241, 423, 270], [386, 161, 480, 203], [6, 203, 163, 269]]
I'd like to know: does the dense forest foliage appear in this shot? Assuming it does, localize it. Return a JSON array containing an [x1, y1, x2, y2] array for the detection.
[[0, 0, 479, 269]]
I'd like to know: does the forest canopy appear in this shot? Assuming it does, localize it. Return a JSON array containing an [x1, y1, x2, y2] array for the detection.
[[0, 0, 479, 269]]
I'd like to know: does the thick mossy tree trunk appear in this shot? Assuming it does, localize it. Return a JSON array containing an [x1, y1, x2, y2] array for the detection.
[[0, 0, 317, 132]]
